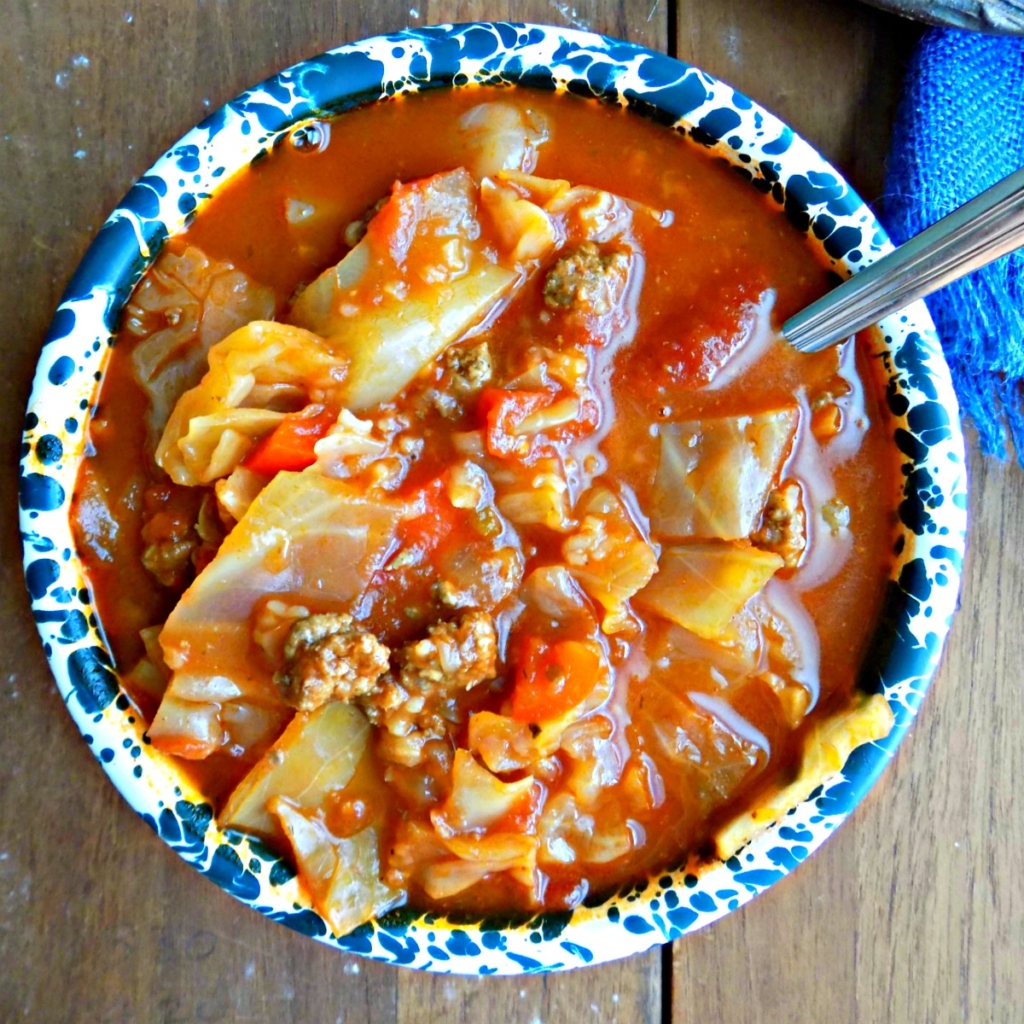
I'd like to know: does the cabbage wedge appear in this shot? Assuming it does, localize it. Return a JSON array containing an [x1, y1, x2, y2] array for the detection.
[[650, 409, 798, 541], [636, 542, 783, 640], [150, 473, 401, 760], [221, 702, 371, 841], [270, 798, 403, 936], [289, 169, 539, 411]]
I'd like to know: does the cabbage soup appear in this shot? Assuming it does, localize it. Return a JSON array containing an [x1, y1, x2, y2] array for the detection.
[[72, 86, 898, 932]]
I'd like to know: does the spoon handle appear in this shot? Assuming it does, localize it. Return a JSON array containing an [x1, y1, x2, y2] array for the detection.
[[782, 166, 1024, 353]]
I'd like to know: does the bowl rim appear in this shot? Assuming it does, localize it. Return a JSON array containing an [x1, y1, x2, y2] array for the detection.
[[19, 20, 968, 975]]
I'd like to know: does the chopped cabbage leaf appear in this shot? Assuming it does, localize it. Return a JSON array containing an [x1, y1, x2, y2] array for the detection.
[[495, 457, 574, 532], [537, 792, 590, 865], [122, 624, 172, 706], [289, 169, 531, 411], [270, 798, 403, 936], [156, 320, 347, 485], [644, 578, 821, 707], [640, 682, 766, 815], [501, 170, 664, 242], [127, 245, 275, 437], [420, 833, 540, 901], [562, 486, 658, 634], [651, 614, 764, 687], [436, 542, 524, 613], [219, 700, 290, 755], [650, 409, 798, 541], [385, 819, 451, 889], [146, 690, 290, 762], [146, 693, 223, 759], [176, 408, 286, 485], [559, 714, 624, 806], [752, 579, 821, 713], [430, 749, 536, 836], [458, 102, 549, 181], [480, 176, 557, 262], [536, 792, 637, 866], [497, 170, 572, 208], [221, 702, 370, 841], [714, 692, 894, 859], [636, 542, 783, 640], [584, 820, 638, 864], [215, 465, 268, 523], [122, 653, 169, 706], [467, 712, 538, 774], [520, 565, 591, 623]]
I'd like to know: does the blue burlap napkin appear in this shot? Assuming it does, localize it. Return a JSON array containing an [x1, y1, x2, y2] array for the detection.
[[885, 28, 1024, 463]]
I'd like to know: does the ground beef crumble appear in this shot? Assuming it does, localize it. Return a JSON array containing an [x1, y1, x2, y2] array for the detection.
[[275, 610, 498, 763], [543, 242, 630, 316], [446, 341, 493, 391], [139, 484, 203, 589], [276, 612, 391, 712], [752, 480, 806, 569]]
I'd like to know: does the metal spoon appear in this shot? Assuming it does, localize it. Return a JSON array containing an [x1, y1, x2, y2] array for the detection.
[[782, 166, 1024, 353]]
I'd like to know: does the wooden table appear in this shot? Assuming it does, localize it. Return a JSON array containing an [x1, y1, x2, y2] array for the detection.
[[2, 1, 1021, 1021]]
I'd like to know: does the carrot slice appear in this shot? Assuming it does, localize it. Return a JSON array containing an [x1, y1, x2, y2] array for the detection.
[[242, 405, 335, 476], [510, 637, 604, 724]]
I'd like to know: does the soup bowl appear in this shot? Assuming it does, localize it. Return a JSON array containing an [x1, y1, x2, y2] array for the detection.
[[19, 22, 967, 974]]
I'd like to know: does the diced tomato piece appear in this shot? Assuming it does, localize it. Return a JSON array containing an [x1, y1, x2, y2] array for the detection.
[[478, 387, 553, 461], [396, 475, 461, 554], [241, 405, 335, 476], [665, 321, 751, 387], [366, 179, 414, 266], [643, 275, 770, 390], [511, 637, 605, 724]]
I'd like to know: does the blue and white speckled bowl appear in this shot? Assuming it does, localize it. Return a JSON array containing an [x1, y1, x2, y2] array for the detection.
[[19, 23, 967, 974]]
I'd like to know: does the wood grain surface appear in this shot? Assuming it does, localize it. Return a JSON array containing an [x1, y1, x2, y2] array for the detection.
[[1, 1, 1020, 1022]]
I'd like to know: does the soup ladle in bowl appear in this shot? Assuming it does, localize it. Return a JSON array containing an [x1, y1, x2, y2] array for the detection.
[[783, 166, 1024, 352]]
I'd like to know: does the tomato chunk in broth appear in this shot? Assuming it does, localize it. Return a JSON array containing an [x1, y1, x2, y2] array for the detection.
[[72, 86, 899, 931]]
